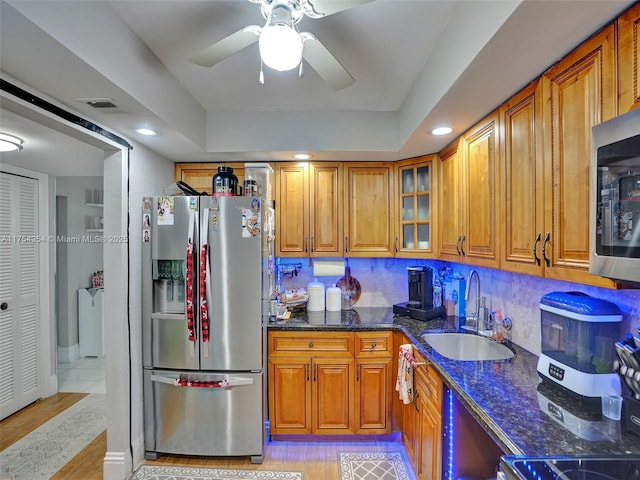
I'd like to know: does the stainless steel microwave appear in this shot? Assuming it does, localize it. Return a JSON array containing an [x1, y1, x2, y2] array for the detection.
[[590, 108, 640, 285]]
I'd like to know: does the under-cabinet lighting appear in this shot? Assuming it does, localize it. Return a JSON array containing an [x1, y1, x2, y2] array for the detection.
[[294, 153, 311, 160]]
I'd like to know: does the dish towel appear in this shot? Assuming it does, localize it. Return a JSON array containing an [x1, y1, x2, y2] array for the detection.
[[396, 344, 414, 404]]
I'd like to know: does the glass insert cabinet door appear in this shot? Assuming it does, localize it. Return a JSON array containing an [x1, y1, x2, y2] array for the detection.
[[398, 158, 433, 254]]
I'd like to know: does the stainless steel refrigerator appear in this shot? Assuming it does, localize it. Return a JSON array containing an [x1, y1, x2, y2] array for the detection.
[[142, 189, 273, 463]]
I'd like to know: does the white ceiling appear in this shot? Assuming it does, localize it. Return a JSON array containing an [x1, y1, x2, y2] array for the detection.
[[0, 108, 105, 176], [0, 0, 635, 168]]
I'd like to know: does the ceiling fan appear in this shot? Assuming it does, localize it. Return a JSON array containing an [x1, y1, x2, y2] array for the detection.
[[188, 0, 373, 91]]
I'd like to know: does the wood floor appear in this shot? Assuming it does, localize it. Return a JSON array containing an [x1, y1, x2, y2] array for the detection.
[[1, 393, 411, 480]]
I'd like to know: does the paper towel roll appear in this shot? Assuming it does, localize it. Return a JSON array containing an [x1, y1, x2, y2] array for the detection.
[[313, 260, 345, 277]]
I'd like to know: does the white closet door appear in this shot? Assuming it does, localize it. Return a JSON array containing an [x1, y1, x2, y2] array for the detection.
[[0, 172, 40, 420]]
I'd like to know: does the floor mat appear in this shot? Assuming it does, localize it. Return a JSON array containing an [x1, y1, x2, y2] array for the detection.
[[0, 393, 106, 480], [338, 452, 413, 480], [132, 465, 304, 480]]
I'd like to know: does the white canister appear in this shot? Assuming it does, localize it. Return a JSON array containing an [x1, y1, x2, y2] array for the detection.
[[326, 284, 342, 312], [307, 279, 325, 311]]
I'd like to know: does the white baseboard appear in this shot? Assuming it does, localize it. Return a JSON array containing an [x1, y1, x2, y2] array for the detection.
[[45, 373, 58, 398], [57, 344, 79, 363], [103, 450, 133, 480]]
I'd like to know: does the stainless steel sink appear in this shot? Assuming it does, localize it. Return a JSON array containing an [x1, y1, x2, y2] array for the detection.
[[421, 333, 514, 361]]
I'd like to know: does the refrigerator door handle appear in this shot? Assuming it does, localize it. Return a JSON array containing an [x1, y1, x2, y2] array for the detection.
[[150, 374, 254, 388], [186, 208, 198, 357], [200, 207, 211, 358]]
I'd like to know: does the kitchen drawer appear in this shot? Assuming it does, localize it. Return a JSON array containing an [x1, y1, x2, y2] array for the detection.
[[268, 331, 354, 357], [355, 331, 393, 356], [415, 363, 442, 410]]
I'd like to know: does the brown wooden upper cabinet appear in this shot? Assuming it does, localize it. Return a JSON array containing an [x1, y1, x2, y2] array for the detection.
[[618, 2, 640, 114], [395, 155, 437, 258], [437, 139, 462, 261], [275, 162, 343, 257], [540, 23, 617, 287], [344, 163, 396, 257], [499, 76, 616, 290], [438, 111, 500, 268], [174, 163, 246, 195], [499, 80, 545, 278]]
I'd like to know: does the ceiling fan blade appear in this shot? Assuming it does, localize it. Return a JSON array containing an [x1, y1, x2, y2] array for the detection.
[[303, 0, 374, 18], [301, 32, 354, 91], [188, 25, 261, 67]]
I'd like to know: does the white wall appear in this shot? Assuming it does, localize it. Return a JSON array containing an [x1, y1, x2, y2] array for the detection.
[[55, 176, 104, 359], [126, 141, 175, 470]]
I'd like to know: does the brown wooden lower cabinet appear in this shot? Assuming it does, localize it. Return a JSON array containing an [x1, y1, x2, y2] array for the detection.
[[402, 348, 443, 480], [268, 331, 392, 436]]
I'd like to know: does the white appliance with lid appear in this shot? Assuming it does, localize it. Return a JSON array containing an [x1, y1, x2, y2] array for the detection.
[[536, 291, 622, 398]]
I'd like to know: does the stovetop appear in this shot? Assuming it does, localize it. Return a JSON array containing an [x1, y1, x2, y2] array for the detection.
[[500, 456, 640, 480]]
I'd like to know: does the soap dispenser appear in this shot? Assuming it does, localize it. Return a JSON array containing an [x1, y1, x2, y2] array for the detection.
[[478, 296, 488, 333], [493, 308, 505, 342]]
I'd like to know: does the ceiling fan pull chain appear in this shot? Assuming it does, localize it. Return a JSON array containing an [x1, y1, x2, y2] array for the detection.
[[259, 61, 265, 85]]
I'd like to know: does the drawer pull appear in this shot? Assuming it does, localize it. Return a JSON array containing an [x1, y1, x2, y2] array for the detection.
[[371, 343, 377, 349], [308, 342, 314, 348]]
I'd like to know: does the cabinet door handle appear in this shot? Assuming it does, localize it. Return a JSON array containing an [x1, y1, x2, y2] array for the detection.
[[413, 391, 420, 413], [356, 363, 360, 382], [395, 236, 398, 253], [304, 237, 309, 253], [455, 236, 461, 255], [311, 236, 315, 253], [305, 363, 310, 381], [345, 236, 349, 253], [460, 235, 466, 257], [313, 363, 317, 382], [542, 232, 551, 267], [533, 232, 541, 266]]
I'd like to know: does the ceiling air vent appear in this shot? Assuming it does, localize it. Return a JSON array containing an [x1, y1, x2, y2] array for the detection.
[[76, 98, 125, 113]]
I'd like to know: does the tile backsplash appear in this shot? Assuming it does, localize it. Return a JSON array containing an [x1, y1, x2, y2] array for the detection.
[[278, 257, 640, 356]]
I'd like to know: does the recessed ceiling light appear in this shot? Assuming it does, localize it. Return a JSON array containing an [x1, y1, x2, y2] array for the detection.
[[431, 126, 453, 136], [0, 132, 24, 152], [294, 153, 311, 160], [136, 128, 157, 136]]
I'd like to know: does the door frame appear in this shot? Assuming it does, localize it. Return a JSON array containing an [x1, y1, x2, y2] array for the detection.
[[1, 85, 133, 480], [0, 166, 54, 399]]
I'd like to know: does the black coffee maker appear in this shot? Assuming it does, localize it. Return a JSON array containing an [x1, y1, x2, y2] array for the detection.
[[393, 266, 446, 321]]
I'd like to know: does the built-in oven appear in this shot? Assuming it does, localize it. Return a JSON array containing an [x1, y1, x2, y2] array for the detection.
[[590, 108, 640, 285]]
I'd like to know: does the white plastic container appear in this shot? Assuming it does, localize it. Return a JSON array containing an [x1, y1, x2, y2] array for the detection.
[[307, 279, 325, 311], [326, 284, 341, 312]]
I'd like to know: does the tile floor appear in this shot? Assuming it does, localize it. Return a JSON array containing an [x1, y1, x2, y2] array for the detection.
[[57, 356, 106, 394]]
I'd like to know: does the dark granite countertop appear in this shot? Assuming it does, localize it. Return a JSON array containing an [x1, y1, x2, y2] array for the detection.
[[267, 307, 640, 456]]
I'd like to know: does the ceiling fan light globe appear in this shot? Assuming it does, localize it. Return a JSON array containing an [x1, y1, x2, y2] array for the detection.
[[259, 24, 303, 71]]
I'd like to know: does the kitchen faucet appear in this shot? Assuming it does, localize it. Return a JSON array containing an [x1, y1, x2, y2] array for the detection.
[[464, 270, 480, 332]]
